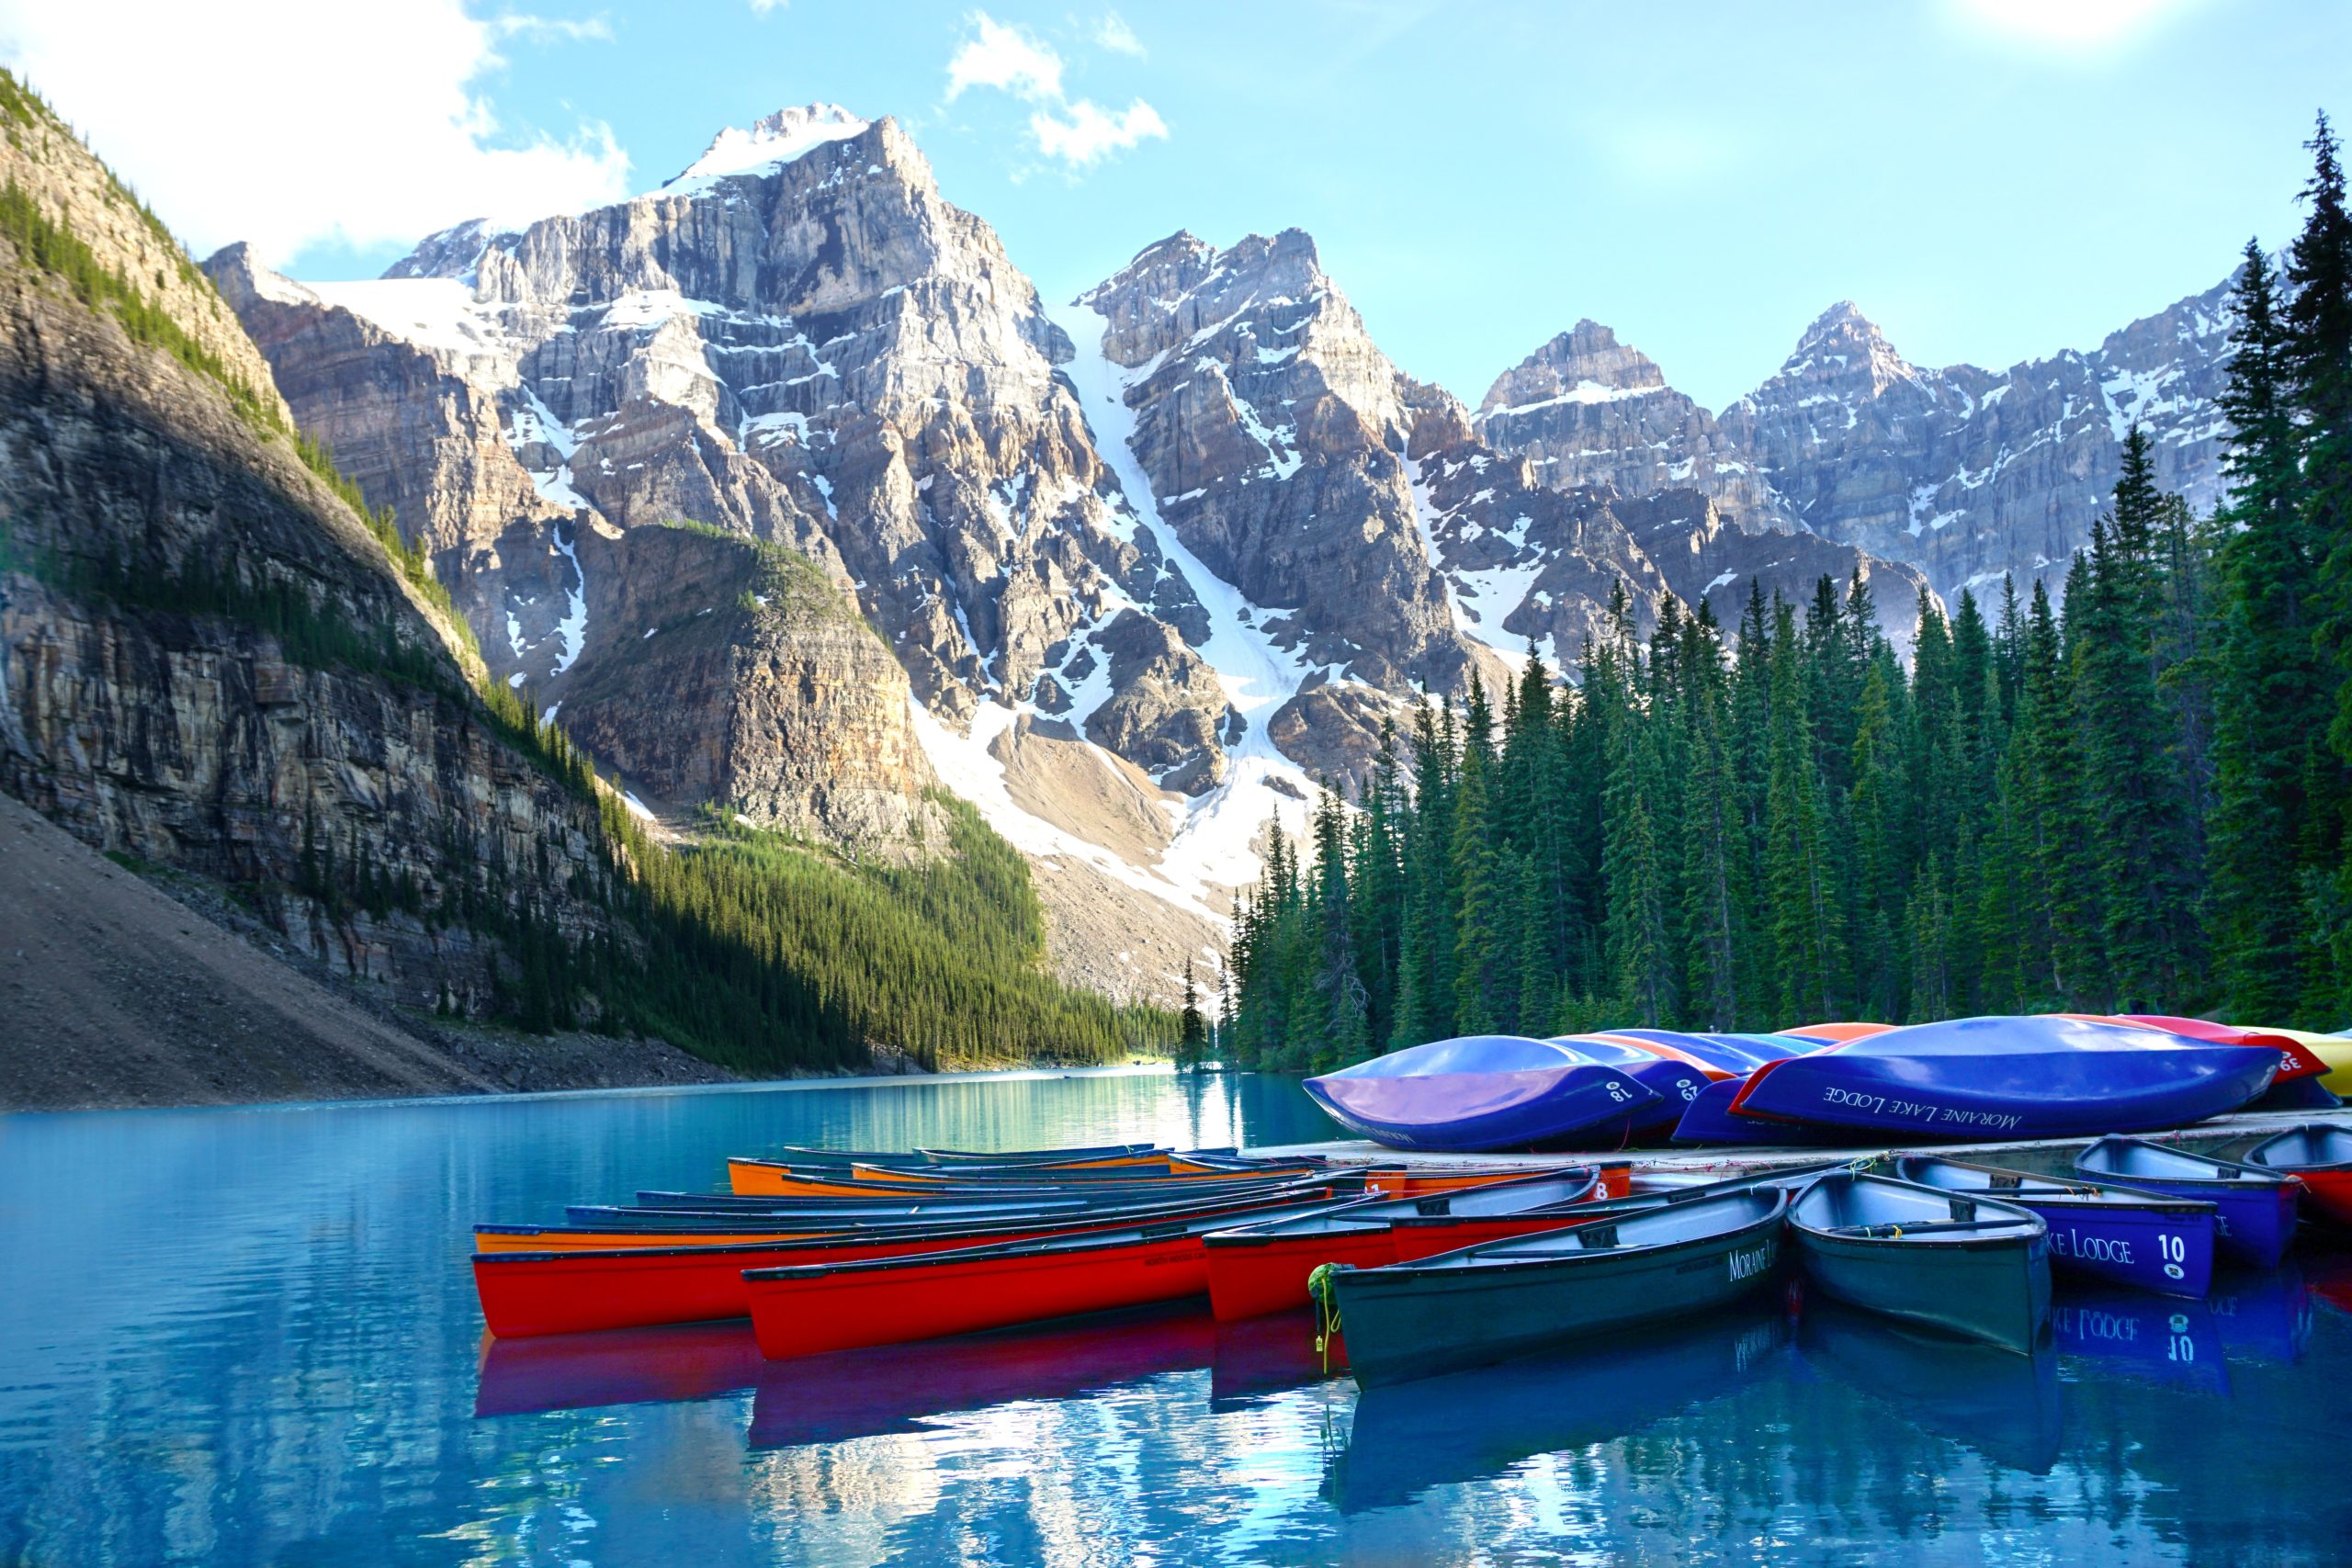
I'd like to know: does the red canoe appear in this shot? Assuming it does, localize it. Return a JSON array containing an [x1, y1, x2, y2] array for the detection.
[[2240, 1122, 2352, 1224], [474, 1180, 1351, 1337], [741, 1200, 1347, 1360], [1204, 1168, 1604, 1321]]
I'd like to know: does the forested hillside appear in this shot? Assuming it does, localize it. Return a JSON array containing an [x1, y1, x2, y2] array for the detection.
[[1220, 115, 2352, 1068]]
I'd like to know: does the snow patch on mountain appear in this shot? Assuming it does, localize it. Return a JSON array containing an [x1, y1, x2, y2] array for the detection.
[[661, 105, 870, 195], [307, 278, 503, 359]]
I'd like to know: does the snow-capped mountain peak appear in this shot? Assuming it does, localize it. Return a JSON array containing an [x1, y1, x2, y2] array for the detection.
[[662, 104, 871, 190]]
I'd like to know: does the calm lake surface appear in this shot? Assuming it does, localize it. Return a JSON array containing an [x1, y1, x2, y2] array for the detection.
[[4, 1067, 2350, 1567]]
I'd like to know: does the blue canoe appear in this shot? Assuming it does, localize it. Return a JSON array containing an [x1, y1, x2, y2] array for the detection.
[[1304, 1036, 1660, 1153], [1672, 1077, 1905, 1146], [1725, 1016, 2279, 1142], [1894, 1155, 2218, 1298], [2073, 1135, 2304, 1269], [1545, 1037, 1710, 1139]]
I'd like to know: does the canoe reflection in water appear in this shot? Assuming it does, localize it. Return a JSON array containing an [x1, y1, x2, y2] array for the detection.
[[477, 1300, 1350, 1434], [746, 1300, 1217, 1447], [2206, 1258, 2312, 1363], [2048, 1288, 2231, 1394], [1794, 1294, 2065, 1475], [475, 1320, 766, 1418], [1328, 1303, 1789, 1514]]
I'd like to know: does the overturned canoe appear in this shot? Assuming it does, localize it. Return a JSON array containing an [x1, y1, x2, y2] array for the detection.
[[1789, 1171, 2050, 1354], [1894, 1155, 2217, 1298], [741, 1199, 1345, 1359], [2239, 1122, 2352, 1224], [2111, 1017, 2330, 1079], [2073, 1135, 2304, 1268], [1546, 1036, 1714, 1137], [1324, 1188, 1790, 1386], [1593, 1029, 1805, 1077], [1779, 1021, 1898, 1044], [1304, 1035, 1660, 1153], [1202, 1168, 1601, 1322], [1727, 1015, 2278, 1141]]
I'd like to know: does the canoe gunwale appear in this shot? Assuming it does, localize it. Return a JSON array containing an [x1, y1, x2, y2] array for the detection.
[[473, 1185, 1355, 1267], [741, 1199, 1349, 1283], [1328, 1191, 1791, 1291]]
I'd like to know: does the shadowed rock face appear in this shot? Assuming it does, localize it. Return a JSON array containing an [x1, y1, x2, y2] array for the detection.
[[553, 523, 939, 845], [0, 103, 632, 1017], [1478, 281, 2240, 610]]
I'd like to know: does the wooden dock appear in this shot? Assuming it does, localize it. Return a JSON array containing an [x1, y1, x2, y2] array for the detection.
[[1246, 1106, 2350, 1179]]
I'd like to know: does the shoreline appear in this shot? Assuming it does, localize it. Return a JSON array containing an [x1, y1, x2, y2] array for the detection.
[[0, 1059, 1181, 1122]]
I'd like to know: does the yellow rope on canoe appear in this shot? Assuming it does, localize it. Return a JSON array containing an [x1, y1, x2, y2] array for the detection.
[[1307, 1262, 1342, 1372]]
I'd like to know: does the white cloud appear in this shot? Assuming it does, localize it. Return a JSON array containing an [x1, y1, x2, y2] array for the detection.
[[1092, 14, 1144, 57], [1031, 99, 1167, 166], [1946, 0, 2206, 48], [0, 0, 632, 266], [491, 14, 615, 42], [945, 14, 1065, 103], [944, 11, 1165, 172], [748, 0, 788, 12]]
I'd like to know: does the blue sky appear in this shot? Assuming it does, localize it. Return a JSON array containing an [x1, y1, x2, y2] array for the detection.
[[5, 0, 2345, 409]]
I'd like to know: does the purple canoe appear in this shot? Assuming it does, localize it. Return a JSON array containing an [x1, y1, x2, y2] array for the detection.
[[1305, 1035, 1660, 1153]]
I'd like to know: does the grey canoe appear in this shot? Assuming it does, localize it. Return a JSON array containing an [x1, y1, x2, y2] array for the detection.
[[1789, 1171, 2051, 1354], [1325, 1187, 1790, 1387]]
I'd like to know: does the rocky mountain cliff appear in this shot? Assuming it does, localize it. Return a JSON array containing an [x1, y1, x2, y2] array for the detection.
[[1478, 280, 2236, 608], [0, 85, 623, 1018], [207, 102, 2221, 998]]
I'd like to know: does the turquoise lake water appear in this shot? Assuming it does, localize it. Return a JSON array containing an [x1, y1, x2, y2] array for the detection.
[[2, 1067, 2349, 1566]]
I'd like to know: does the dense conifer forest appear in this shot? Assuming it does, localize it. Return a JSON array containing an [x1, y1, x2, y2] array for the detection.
[[1216, 116, 2352, 1071]]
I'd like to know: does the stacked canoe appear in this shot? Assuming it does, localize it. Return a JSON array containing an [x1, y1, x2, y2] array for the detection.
[[1306, 1014, 2335, 1153]]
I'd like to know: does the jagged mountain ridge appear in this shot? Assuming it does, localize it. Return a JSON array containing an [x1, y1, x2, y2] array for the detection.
[[1477, 278, 2237, 607], [212, 103, 2164, 1000]]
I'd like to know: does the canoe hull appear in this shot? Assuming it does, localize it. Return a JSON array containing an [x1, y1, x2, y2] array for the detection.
[[2007, 1195, 2215, 1299], [1731, 1040, 2276, 1141], [1304, 1065, 1657, 1154], [2069, 1174, 2301, 1267], [2297, 1169, 2352, 1225], [743, 1232, 1216, 1359], [476, 1189, 1343, 1336], [1206, 1227, 1395, 1322], [1204, 1211, 1602, 1322], [1794, 1226, 2051, 1355], [1329, 1208, 1785, 1386]]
